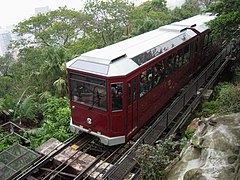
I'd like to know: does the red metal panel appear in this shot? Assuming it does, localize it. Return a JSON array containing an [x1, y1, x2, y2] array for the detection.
[[126, 77, 138, 136], [70, 102, 109, 133], [110, 112, 125, 134]]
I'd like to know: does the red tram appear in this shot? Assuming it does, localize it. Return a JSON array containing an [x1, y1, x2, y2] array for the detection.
[[66, 14, 216, 146]]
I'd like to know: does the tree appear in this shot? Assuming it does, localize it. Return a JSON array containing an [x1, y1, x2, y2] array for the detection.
[[83, 0, 133, 47], [129, 0, 172, 36], [13, 7, 84, 47], [141, 0, 168, 12], [0, 53, 14, 76], [199, 0, 216, 9], [207, 0, 240, 42], [170, 0, 201, 22], [130, 7, 171, 36]]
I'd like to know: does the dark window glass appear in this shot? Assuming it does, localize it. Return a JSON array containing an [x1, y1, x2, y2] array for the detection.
[[140, 68, 153, 98], [183, 45, 190, 64], [70, 73, 107, 111], [132, 79, 137, 101], [127, 82, 131, 105], [164, 54, 175, 76], [204, 33, 209, 47], [111, 83, 123, 111], [128, 78, 137, 105], [140, 70, 147, 97], [153, 61, 165, 87], [132, 45, 164, 65], [175, 49, 183, 69]]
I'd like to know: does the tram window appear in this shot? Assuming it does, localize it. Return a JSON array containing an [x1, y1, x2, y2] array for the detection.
[[127, 82, 131, 105], [140, 68, 153, 98], [165, 54, 175, 76], [183, 45, 190, 64], [190, 42, 195, 60], [133, 79, 137, 101], [175, 49, 183, 69], [111, 83, 123, 111], [140, 71, 147, 97], [128, 79, 137, 105], [70, 74, 107, 111], [209, 34, 213, 46], [146, 68, 153, 91], [153, 61, 165, 87], [204, 33, 209, 47]]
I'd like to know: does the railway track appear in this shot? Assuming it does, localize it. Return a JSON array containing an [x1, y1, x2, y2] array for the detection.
[[13, 132, 131, 180], [12, 41, 234, 180], [13, 133, 93, 179]]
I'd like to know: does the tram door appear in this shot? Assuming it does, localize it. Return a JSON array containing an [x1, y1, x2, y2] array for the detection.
[[127, 78, 138, 135]]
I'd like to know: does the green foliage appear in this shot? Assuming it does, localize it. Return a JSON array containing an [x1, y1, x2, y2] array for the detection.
[[8, 46, 70, 98], [65, 37, 97, 57], [130, 7, 171, 36], [233, 66, 240, 83], [13, 7, 84, 47], [199, 0, 216, 9], [185, 129, 196, 140], [0, 129, 20, 152], [27, 96, 73, 149], [201, 100, 219, 117], [208, 0, 240, 42], [83, 0, 133, 46], [202, 83, 240, 117], [14, 94, 38, 123], [0, 53, 14, 76], [170, 0, 201, 22], [141, 0, 168, 12], [136, 136, 187, 179]]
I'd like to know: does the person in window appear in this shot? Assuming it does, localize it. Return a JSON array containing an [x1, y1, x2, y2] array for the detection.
[[140, 72, 147, 97], [72, 87, 79, 101], [111, 84, 123, 110]]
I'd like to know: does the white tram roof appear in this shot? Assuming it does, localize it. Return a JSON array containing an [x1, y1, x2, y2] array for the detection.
[[67, 13, 216, 77]]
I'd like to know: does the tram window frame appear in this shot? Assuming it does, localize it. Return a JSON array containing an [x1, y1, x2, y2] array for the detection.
[[111, 83, 123, 111]]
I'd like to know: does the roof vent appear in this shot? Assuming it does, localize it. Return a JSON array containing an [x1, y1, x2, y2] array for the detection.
[[111, 54, 126, 63]]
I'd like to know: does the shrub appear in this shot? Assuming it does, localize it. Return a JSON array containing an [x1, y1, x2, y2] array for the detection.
[[135, 136, 187, 179], [27, 96, 73, 149], [202, 83, 240, 116]]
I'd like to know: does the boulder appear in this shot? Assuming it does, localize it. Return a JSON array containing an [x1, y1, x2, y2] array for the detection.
[[167, 113, 240, 180]]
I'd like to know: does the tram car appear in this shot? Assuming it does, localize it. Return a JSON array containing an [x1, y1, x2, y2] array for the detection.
[[67, 13, 216, 146]]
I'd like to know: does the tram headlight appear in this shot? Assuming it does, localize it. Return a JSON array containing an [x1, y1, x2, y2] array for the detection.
[[87, 118, 92, 125]]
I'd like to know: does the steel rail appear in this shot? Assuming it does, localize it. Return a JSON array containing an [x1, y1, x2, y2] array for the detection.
[[13, 133, 83, 180], [80, 144, 126, 180], [43, 134, 95, 180]]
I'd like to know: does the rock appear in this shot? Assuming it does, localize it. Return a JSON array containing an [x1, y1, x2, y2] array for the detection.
[[167, 113, 240, 180]]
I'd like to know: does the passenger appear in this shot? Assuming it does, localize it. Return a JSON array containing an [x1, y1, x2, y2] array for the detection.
[[111, 84, 123, 110], [147, 73, 153, 90], [140, 73, 147, 97], [72, 88, 79, 101], [111, 86, 117, 97]]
